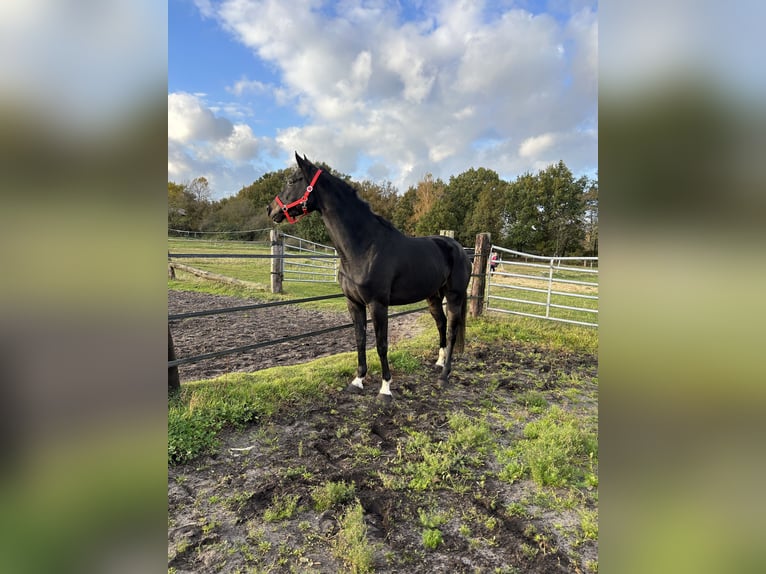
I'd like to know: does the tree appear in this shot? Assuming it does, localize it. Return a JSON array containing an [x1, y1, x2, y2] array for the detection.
[[168, 180, 209, 232], [354, 179, 399, 222], [582, 176, 598, 256], [411, 174, 447, 236], [538, 161, 587, 256], [464, 169, 508, 242], [425, 168, 503, 245], [503, 161, 589, 256], [391, 186, 418, 234], [503, 172, 541, 252]]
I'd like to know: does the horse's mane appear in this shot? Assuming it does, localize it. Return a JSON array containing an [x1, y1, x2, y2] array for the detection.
[[320, 167, 400, 232]]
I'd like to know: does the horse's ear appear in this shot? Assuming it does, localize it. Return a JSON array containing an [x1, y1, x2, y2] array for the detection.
[[295, 152, 311, 180]]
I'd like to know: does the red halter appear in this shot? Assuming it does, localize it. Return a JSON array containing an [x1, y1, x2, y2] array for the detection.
[[274, 169, 322, 224]]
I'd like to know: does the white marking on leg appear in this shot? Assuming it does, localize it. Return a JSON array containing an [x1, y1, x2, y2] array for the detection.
[[350, 376, 365, 389], [435, 347, 446, 367], [379, 378, 392, 395]]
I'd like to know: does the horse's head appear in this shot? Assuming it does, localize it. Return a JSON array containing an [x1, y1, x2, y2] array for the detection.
[[267, 153, 322, 224]]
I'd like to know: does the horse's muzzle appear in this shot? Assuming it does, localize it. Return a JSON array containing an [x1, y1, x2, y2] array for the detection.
[[267, 200, 285, 223]]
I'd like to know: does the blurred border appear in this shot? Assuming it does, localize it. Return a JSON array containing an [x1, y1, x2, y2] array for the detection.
[[0, 2, 168, 573], [601, 1, 766, 572]]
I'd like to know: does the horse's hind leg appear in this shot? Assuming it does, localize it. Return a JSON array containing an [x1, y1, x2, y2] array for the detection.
[[427, 292, 447, 367], [345, 298, 368, 393], [438, 290, 464, 385]]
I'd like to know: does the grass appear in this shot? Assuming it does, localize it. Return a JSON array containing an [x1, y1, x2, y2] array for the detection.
[[311, 480, 356, 512], [332, 501, 375, 574], [263, 493, 300, 522], [498, 406, 598, 488], [393, 411, 494, 492]]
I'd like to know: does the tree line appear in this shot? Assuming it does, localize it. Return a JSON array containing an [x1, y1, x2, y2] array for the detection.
[[169, 160, 597, 256]]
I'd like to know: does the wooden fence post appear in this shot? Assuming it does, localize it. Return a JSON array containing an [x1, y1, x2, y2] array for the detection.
[[168, 325, 180, 393], [469, 232, 492, 317], [271, 228, 284, 294]]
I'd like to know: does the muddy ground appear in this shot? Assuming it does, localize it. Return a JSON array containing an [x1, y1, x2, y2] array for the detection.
[[168, 291, 598, 573], [169, 290, 426, 383]]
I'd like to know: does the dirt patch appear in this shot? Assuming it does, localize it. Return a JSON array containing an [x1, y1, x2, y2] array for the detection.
[[168, 293, 598, 573], [168, 290, 426, 382]]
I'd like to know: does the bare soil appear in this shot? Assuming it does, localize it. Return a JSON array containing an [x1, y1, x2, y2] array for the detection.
[[168, 290, 426, 382], [168, 291, 598, 573]]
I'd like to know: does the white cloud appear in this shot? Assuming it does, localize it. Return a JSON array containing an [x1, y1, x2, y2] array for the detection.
[[169, 93, 233, 143], [519, 133, 556, 159], [226, 77, 270, 97], [173, 0, 598, 196], [167, 92, 271, 195]]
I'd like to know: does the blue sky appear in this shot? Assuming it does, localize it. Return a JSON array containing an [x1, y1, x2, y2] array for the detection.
[[169, 0, 598, 199]]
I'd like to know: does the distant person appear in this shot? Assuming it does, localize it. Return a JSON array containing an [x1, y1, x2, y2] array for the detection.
[[490, 251, 499, 274]]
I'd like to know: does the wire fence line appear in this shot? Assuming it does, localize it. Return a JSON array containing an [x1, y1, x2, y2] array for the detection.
[[168, 305, 427, 368], [168, 293, 345, 322]]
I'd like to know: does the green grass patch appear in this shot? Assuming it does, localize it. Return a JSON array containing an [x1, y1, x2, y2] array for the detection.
[[469, 314, 597, 355], [516, 390, 549, 413], [422, 528, 443, 550], [263, 493, 301, 522], [311, 480, 356, 512], [396, 411, 494, 491], [498, 406, 598, 488], [168, 354, 356, 464], [332, 501, 375, 574]]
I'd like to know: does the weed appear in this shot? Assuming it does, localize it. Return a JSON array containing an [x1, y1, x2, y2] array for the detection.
[[422, 528, 443, 550], [225, 490, 254, 513], [579, 509, 598, 541], [200, 518, 220, 534], [498, 406, 597, 487], [298, 520, 311, 532], [396, 412, 494, 492], [263, 493, 300, 522], [520, 542, 539, 559], [417, 507, 448, 529], [516, 390, 549, 413], [506, 502, 529, 518], [283, 465, 312, 480], [332, 501, 375, 574], [311, 480, 355, 512]]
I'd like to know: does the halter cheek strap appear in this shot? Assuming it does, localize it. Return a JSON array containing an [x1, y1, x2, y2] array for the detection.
[[274, 169, 322, 224]]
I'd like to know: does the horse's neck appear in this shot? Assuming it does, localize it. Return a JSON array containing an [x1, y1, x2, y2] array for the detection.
[[318, 186, 385, 264]]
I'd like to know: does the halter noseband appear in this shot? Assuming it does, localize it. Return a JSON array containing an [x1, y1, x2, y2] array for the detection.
[[274, 169, 322, 224]]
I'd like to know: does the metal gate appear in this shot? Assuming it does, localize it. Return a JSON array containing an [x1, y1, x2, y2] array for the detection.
[[282, 233, 338, 284], [486, 246, 598, 327]]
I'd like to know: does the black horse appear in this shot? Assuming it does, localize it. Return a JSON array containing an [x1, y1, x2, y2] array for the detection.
[[268, 153, 470, 405]]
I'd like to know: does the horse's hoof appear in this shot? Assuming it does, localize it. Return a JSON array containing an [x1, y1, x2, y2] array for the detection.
[[345, 383, 364, 394], [436, 377, 450, 389]]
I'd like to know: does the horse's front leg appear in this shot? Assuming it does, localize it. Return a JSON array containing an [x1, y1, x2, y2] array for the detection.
[[369, 302, 393, 405], [345, 298, 367, 393]]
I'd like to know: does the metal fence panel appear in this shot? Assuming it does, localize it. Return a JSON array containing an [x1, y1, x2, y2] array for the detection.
[[486, 246, 598, 327], [282, 233, 338, 284]]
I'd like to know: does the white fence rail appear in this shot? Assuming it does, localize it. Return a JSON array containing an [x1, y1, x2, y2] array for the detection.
[[486, 246, 598, 327], [282, 233, 338, 284]]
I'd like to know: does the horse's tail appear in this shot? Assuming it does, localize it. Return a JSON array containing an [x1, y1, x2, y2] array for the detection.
[[454, 292, 467, 354]]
